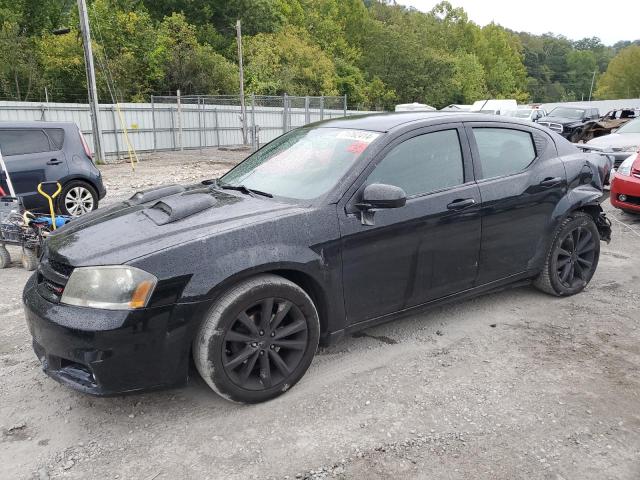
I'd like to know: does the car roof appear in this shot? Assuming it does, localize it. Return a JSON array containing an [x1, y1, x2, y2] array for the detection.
[[307, 111, 526, 132], [0, 121, 77, 129]]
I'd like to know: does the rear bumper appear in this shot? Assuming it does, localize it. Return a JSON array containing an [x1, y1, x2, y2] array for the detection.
[[610, 173, 640, 212], [23, 275, 204, 395]]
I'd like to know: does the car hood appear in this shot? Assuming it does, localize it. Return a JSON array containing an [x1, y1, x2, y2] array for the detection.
[[538, 116, 582, 125], [586, 132, 640, 149], [44, 184, 300, 267]]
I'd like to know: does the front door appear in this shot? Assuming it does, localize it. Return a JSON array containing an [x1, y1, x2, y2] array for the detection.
[[339, 125, 482, 326]]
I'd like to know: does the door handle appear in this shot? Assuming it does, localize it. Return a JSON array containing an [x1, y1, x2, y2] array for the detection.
[[539, 176, 563, 187], [447, 198, 476, 210], [47, 159, 62, 165]]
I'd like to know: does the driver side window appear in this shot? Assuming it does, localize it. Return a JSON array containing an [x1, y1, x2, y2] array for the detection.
[[366, 129, 464, 197]]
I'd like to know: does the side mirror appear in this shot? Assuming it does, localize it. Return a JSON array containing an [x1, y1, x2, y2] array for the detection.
[[356, 183, 406, 225], [359, 183, 407, 210]]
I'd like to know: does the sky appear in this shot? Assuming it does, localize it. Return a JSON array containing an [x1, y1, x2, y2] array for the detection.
[[397, 0, 640, 45]]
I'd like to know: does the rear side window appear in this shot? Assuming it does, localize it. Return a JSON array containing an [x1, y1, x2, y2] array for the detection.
[[45, 128, 65, 150], [0, 129, 52, 156], [366, 129, 464, 196], [472, 128, 536, 179]]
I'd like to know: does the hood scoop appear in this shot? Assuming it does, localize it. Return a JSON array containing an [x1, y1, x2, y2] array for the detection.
[[127, 184, 186, 205], [143, 193, 217, 225]]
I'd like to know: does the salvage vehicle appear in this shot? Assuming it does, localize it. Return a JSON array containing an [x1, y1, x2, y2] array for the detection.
[[0, 121, 106, 216], [538, 106, 600, 141], [23, 113, 612, 403], [586, 117, 640, 168], [574, 108, 639, 143], [610, 151, 640, 213]]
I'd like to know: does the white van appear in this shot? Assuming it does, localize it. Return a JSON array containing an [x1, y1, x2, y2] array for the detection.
[[470, 99, 518, 115]]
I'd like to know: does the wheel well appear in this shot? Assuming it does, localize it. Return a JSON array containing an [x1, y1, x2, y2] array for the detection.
[[575, 204, 601, 222], [265, 269, 329, 336]]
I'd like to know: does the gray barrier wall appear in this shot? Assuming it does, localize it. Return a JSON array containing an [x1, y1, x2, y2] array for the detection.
[[0, 95, 376, 161]]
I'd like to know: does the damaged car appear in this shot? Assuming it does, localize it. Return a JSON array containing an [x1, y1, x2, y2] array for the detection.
[[23, 113, 612, 403], [538, 106, 600, 141], [585, 116, 640, 168]]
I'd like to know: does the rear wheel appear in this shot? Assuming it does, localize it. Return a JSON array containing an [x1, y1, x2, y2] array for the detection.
[[58, 181, 98, 217], [193, 274, 320, 403], [21, 248, 38, 271], [534, 212, 600, 296]]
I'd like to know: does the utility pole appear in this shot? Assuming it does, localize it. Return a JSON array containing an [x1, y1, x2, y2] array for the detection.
[[588, 69, 597, 102], [77, 0, 105, 163], [236, 20, 248, 145]]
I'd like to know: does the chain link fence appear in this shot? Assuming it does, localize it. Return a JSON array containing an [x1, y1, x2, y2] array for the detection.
[[0, 94, 375, 160]]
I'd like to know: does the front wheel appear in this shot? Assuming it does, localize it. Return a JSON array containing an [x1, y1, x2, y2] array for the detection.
[[193, 274, 320, 403], [534, 212, 600, 296]]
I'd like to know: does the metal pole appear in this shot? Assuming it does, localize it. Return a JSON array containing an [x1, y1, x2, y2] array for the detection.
[[202, 100, 207, 148], [176, 89, 183, 151], [170, 104, 176, 150], [343, 94, 347, 117], [111, 106, 121, 161], [251, 93, 256, 151], [236, 20, 248, 145], [151, 96, 157, 152], [320, 96, 324, 121], [588, 70, 597, 102], [214, 108, 220, 147], [198, 96, 203, 152], [305, 96, 310, 124], [77, 0, 105, 163]]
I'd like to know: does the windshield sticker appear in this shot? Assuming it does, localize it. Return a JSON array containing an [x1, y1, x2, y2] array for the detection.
[[336, 130, 380, 143], [346, 141, 369, 154]]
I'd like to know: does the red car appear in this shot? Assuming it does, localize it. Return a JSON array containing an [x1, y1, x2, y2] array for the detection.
[[610, 151, 640, 213]]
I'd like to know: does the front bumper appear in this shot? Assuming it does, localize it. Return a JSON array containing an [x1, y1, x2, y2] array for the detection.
[[610, 173, 640, 212], [23, 274, 204, 395]]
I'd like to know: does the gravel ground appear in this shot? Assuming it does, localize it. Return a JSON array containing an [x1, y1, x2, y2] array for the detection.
[[1, 149, 640, 480]]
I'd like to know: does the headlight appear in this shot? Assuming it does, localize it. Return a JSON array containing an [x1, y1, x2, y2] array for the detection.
[[617, 155, 636, 176], [612, 145, 639, 152], [61, 266, 157, 310]]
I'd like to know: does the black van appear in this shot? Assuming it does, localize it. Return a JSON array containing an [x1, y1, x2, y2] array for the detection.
[[0, 121, 106, 216]]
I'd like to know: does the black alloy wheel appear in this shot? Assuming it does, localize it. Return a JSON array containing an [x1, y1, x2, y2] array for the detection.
[[222, 298, 308, 391], [555, 226, 597, 289], [194, 274, 320, 403], [534, 212, 600, 296]]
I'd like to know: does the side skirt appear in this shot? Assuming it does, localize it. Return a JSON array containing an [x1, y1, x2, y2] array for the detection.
[[321, 272, 534, 346]]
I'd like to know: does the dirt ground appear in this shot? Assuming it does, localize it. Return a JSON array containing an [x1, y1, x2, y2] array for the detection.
[[1, 148, 640, 480]]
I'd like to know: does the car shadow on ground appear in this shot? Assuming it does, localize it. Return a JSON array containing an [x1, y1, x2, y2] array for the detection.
[[65, 283, 549, 414]]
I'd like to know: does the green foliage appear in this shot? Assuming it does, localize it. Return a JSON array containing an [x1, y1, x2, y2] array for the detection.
[[595, 46, 640, 99], [244, 26, 337, 95], [0, 0, 637, 106]]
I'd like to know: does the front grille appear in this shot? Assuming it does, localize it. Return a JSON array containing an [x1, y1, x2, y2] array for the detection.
[[539, 122, 563, 133], [48, 258, 74, 277], [37, 255, 74, 302]]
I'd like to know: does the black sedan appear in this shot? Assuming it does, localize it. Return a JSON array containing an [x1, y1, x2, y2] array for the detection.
[[23, 112, 612, 403]]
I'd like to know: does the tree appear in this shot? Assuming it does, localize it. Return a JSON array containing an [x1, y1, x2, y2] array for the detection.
[[595, 45, 640, 99], [566, 50, 597, 100], [150, 13, 238, 95], [243, 26, 337, 95]]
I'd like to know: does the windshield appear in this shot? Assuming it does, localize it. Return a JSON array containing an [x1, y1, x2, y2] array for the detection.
[[617, 118, 640, 134], [220, 127, 381, 200], [549, 107, 585, 119], [505, 110, 532, 118]]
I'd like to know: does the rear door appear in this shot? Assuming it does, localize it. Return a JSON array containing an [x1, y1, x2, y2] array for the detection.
[[0, 128, 68, 210], [465, 122, 566, 285]]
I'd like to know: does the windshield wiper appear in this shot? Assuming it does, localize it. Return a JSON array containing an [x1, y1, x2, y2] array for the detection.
[[217, 183, 273, 198]]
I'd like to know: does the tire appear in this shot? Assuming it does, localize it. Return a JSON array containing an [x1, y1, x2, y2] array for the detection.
[[0, 246, 10, 269], [534, 212, 600, 296], [57, 181, 98, 217], [193, 274, 320, 404], [21, 248, 38, 271]]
